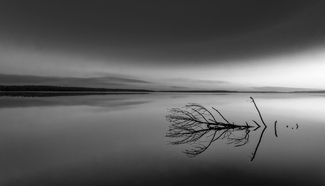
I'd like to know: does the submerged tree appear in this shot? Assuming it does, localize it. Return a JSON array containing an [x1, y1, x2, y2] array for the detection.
[[166, 97, 268, 161]]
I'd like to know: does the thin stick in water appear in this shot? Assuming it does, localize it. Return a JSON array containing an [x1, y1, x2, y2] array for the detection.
[[250, 97, 267, 127]]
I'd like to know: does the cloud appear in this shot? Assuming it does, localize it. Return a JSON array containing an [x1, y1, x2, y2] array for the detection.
[[166, 78, 229, 84], [252, 86, 322, 92], [1, 1, 324, 68], [157, 78, 240, 90], [90, 76, 152, 84], [0, 74, 152, 89]]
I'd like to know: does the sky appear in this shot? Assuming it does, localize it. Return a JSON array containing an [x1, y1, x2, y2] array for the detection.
[[0, 0, 325, 91]]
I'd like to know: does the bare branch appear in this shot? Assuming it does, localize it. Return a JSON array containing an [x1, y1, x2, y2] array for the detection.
[[212, 107, 231, 124], [252, 120, 261, 128], [250, 97, 267, 127], [166, 97, 270, 161], [191, 108, 210, 124]]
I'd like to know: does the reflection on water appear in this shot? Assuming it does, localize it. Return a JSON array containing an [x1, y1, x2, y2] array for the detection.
[[166, 97, 276, 161], [0, 93, 152, 109], [0, 93, 324, 185]]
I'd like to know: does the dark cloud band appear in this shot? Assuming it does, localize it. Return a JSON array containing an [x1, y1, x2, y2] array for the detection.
[[0, 0, 324, 66]]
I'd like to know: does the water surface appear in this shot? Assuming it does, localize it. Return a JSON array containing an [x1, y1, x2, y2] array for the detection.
[[0, 93, 324, 185]]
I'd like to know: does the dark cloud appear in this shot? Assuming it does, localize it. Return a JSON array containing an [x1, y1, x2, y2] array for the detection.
[[0, 1, 324, 66], [0, 74, 241, 90], [0, 74, 152, 89]]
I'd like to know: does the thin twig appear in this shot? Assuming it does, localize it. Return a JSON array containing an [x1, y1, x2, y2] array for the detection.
[[252, 120, 261, 128], [204, 108, 218, 123], [191, 108, 210, 123], [250, 97, 267, 127], [212, 107, 231, 124]]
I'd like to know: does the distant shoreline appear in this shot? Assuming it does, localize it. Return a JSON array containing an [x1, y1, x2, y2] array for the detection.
[[0, 85, 324, 94]]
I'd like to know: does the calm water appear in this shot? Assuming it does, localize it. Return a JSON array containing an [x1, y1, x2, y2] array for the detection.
[[0, 93, 324, 185]]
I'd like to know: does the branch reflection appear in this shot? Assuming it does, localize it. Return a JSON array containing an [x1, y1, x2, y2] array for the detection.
[[166, 97, 267, 161]]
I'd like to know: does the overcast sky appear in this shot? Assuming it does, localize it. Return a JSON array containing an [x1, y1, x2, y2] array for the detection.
[[1, 0, 325, 91]]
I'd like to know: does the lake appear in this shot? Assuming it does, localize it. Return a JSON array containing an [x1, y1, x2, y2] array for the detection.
[[0, 93, 324, 185]]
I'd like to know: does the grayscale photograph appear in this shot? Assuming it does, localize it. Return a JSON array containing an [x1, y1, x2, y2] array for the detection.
[[0, 1, 324, 185]]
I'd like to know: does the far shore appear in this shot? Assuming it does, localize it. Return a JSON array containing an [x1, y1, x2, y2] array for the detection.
[[1, 85, 324, 94]]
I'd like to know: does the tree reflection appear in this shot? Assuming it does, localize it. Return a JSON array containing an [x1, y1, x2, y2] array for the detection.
[[166, 97, 267, 161]]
